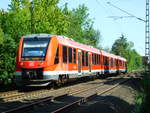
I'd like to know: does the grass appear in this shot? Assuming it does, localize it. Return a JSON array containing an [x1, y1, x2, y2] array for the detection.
[[134, 72, 150, 113]]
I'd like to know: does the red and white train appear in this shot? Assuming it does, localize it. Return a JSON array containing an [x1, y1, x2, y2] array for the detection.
[[15, 34, 127, 86]]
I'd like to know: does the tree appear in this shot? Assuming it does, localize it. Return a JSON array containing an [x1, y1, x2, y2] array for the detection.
[[111, 34, 128, 56], [111, 34, 143, 71], [0, 27, 17, 85], [66, 4, 101, 48], [3, 0, 31, 41], [0, 0, 102, 85]]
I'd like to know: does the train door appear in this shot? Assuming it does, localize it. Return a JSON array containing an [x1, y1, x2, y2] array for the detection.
[[89, 54, 92, 72], [78, 52, 81, 73]]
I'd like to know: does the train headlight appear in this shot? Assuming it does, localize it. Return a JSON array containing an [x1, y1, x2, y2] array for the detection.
[[40, 62, 44, 65], [20, 62, 24, 66]]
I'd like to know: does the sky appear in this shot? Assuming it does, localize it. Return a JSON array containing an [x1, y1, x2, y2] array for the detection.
[[0, 0, 145, 56]]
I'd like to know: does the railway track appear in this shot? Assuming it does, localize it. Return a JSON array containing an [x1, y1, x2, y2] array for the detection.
[[0, 74, 126, 102], [1, 72, 138, 113], [51, 78, 129, 113]]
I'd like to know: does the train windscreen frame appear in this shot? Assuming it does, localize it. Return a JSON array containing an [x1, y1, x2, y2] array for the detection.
[[21, 37, 50, 61]]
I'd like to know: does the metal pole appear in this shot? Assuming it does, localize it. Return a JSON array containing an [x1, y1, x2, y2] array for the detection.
[[145, 0, 150, 72]]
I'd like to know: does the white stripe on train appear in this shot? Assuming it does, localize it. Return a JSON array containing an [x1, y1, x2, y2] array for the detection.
[[16, 69, 126, 80]]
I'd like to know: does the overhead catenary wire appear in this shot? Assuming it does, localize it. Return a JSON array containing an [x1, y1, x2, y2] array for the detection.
[[95, 0, 123, 33], [107, 2, 146, 22]]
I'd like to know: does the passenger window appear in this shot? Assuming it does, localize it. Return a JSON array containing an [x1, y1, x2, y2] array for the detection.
[[99, 55, 101, 65], [99, 55, 101, 64], [68, 47, 72, 63], [86, 52, 88, 66], [73, 48, 76, 64], [82, 51, 85, 66], [63, 46, 67, 63], [111, 58, 113, 67], [95, 54, 97, 65], [97, 54, 99, 65], [104, 56, 107, 65], [54, 47, 59, 64], [106, 57, 109, 65], [92, 54, 94, 65]]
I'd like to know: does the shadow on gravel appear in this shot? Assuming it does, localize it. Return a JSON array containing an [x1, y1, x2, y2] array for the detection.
[[0, 83, 17, 92], [68, 95, 134, 113], [0, 95, 82, 113], [0, 95, 135, 113], [0, 73, 143, 113], [102, 77, 141, 92]]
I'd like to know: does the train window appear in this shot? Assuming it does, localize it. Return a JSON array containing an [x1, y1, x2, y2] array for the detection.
[[68, 47, 72, 63], [116, 60, 118, 66], [95, 54, 97, 65], [104, 56, 106, 65], [103, 56, 105, 65], [95, 54, 96, 65], [96, 54, 97, 65], [54, 47, 59, 64], [97, 55, 98, 65], [97, 55, 99, 64], [97, 55, 99, 65], [98, 55, 100, 64], [86, 52, 88, 66], [106, 57, 109, 65], [82, 51, 85, 66], [111, 58, 113, 67], [120, 61, 122, 66], [92, 54, 94, 65], [73, 48, 76, 64], [99, 55, 101, 65], [104, 56, 107, 65], [63, 46, 67, 63], [94, 54, 96, 65]]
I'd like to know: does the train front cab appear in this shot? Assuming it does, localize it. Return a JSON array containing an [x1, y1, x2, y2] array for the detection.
[[15, 34, 61, 86]]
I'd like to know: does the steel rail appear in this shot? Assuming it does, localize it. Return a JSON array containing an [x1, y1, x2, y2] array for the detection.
[[51, 78, 130, 113], [2, 75, 130, 113], [0, 75, 123, 102]]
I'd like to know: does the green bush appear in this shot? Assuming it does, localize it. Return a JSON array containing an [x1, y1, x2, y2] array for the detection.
[[134, 73, 150, 113], [0, 33, 17, 85]]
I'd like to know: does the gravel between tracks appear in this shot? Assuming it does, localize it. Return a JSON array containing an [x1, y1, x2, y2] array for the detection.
[[0, 72, 142, 113], [68, 77, 141, 113]]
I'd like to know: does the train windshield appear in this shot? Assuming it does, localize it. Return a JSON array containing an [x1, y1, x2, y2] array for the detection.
[[22, 38, 50, 61]]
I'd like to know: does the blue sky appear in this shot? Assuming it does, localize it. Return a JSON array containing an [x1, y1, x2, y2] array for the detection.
[[0, 0, 145, 55]]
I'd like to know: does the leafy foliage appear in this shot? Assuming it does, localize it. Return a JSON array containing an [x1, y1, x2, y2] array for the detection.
[[0, 28, 17, 85], [111, 34, 143, 71], [0, 0, 101, 85], [134, 73, 150, 113], [65, 4, 101, 47], [0, 0, 143, 86]]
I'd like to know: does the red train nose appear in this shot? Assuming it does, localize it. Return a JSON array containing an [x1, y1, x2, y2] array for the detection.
[[19, 61, 45, 69]]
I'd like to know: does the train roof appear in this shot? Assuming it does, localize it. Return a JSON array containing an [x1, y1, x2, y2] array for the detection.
[[117, 56, 127, 61], [22, 34, 127, 61], [101, 50, 126, 61], [23, 33, 52, 38], [109, 53, 118, 59], [56, 36, 101, 54], [101, 50, 112, 57]]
